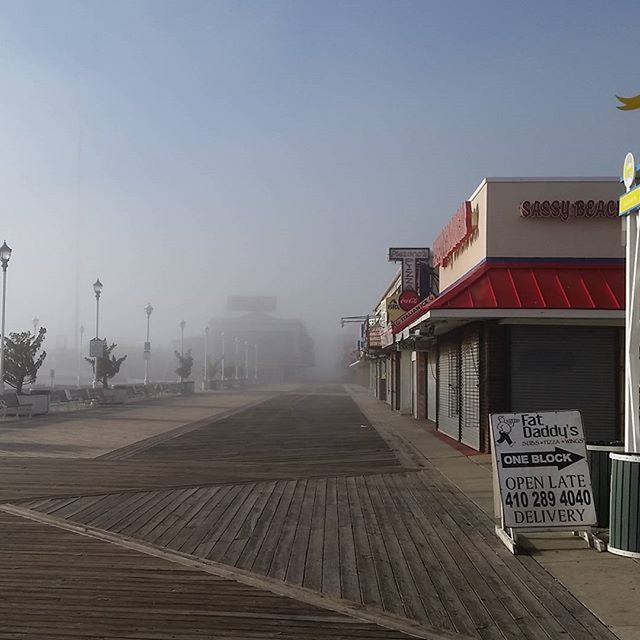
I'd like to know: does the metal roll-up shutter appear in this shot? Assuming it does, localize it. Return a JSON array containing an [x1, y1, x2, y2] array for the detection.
[[460, 328, 480, 449], [510, 325, 618, 442], [438, 338, 460, 440], [427, 351, 437, 422]]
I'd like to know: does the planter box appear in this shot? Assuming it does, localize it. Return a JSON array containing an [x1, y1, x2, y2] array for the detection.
[[609, 453, 640, 557], [19, 393, 48, 415], [101, 389, 127, 404], [180, 381, 195, 395], [587, 444, 624, 528]]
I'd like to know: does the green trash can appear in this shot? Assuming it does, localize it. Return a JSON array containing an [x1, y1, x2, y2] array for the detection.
[[586, 443, 624, 528], [609, 453, 640, 557]]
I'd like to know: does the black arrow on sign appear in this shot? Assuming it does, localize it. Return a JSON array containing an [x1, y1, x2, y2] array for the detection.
[[501, 447, 584, 471]]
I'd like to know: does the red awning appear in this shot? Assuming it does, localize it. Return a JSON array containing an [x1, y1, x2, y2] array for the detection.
[[392, 261, 624, 333]]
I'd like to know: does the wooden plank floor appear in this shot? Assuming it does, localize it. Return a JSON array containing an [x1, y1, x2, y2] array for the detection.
[[25, 466, 618, 640], [0, 386, 620, 639], [0, 511, 414, 639], [113, 393, 402, 468], [0, 393, 406, 502]]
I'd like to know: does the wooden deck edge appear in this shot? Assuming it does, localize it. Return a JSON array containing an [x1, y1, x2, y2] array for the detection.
[[97, 393, 278, 460], [0, 503, 473, 640]]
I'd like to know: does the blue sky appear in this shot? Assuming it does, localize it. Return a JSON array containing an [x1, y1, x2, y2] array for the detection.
[[0, 0, 636, 371]]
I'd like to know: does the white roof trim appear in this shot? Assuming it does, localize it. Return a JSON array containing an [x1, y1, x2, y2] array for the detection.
[[483, 176, 618, 183], [406, 308, 623, 331]]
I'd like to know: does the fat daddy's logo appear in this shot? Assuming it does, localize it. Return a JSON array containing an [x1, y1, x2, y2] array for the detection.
[[517, 413, 583, 447], [520, 199, 617, 221], [495, 415, 517, 447]]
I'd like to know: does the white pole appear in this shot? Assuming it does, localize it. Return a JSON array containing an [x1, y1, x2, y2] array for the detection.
[[144, 307, 151, 386], [221, 332, 225, 385], [254, 344, 258, 380], [179, 320, 186, 382], [77, 325, 84, 388], [92, 294, 100, 389], [626, 212, 640, 453], [203, 327, 209, 391], [234, 337, 239, 381], [244, 341, 249, 381], [0, 267, 7, 395]]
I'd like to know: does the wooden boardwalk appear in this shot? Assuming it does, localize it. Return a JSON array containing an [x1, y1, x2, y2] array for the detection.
[[0, 387, 620, 639], [0, 511, 415, 639]]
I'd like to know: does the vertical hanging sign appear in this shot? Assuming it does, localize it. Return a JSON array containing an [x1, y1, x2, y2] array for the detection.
[[388, 248, 431, 310]]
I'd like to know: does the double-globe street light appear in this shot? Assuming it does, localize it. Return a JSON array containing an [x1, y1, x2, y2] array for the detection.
[[92, 278, 103, 389], [0, 242, 12, 395], [144, 303, 153, 386]]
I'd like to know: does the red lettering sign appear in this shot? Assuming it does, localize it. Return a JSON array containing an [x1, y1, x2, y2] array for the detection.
[[519, 200, 617, 221], [432, 202, 474, 267]]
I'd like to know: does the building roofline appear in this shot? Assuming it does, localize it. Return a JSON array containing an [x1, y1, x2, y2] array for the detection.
[[468, 177, 619, 204]]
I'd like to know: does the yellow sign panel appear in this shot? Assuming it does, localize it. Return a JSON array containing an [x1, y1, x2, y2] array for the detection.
[[624, 152, 636, 190], [385, 293, 404, 323], [620, 186, 640, 216]]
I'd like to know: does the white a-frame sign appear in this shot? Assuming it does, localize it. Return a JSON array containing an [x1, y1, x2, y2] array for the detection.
[[490, 410, 596, 554]]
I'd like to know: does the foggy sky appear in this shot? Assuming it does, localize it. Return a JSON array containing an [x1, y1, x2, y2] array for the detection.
[[0, 0, 636, 376]]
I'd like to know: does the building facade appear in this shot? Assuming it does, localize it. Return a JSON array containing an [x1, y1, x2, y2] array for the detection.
[[362, 178, 624, 452]]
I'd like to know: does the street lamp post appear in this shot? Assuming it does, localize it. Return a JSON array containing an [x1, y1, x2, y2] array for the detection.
[[179, 320, 186, 382], [234, 337, 239, 382], [92, 278, 103, 389], [144, 303, 153, 386], [0, 242, 12, 395], [244, 341, 249, 382], [30, 316, 40, 390], [254, 344, 258, 381], [220, 332, 225, 387], [179, 320, 186, 356], [77, 325, 85, 388], [203, 326, 210, 391]]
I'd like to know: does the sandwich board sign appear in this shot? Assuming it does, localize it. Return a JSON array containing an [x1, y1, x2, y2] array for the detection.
[[490, 410, 596, 553]]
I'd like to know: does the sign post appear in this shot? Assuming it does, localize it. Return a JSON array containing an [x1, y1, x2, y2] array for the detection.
[[619, 152, 640, 453], [490, 410, 596, 554]]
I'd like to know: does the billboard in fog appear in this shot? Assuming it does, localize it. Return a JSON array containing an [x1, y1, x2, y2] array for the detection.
[[227, 296, 278, 313]]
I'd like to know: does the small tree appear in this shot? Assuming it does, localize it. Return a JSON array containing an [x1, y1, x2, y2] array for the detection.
[[202, 356, 221, 382], [2, 327, 47, 394], [85, 341, 127, 389], [175, 349, 193, 381]]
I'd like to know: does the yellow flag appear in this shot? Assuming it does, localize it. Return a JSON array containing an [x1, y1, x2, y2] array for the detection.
[[617, 95, 640, 111]]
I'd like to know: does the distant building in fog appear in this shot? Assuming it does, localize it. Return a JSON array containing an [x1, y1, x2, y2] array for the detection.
[[181, 312, 315, 383]]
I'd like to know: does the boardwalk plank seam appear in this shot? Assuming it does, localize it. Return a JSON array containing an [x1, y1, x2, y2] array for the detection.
[[0, 504, 462, 640]]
